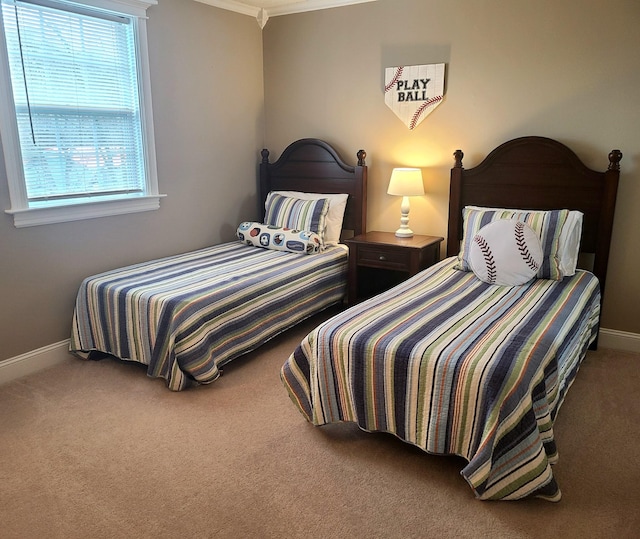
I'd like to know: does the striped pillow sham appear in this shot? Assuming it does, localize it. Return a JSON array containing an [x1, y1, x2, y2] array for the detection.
[[456, 206, 570, 281], [264, 193, 330, 242]]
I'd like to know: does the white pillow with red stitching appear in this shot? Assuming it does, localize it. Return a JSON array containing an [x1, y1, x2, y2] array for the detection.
[[469, 219, 543, 286]]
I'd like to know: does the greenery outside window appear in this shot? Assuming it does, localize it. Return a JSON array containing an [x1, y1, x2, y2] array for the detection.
[[0, 0, 161, 227]]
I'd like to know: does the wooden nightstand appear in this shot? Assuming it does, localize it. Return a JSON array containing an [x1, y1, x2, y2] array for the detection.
[[344, 231, 444, 304]]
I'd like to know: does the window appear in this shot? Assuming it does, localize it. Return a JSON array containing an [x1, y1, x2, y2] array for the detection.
[[0, 0, 160, 227]]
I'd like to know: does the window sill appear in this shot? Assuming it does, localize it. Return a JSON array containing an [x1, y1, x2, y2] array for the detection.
[[5, 194, 166, 228]]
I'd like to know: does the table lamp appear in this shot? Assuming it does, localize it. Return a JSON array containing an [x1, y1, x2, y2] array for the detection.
[[387, 167, 424, 238]]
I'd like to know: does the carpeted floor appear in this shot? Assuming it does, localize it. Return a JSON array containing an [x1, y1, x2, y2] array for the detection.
[[1, 309, 639, 539]]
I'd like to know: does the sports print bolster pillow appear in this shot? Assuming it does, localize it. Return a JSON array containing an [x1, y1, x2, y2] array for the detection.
[[457, 206, 570, 281], [469, 220, 543, 286], [237, 222, 323, 255]]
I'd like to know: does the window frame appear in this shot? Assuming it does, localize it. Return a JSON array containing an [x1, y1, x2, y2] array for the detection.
[[0, 0, 161, 228]]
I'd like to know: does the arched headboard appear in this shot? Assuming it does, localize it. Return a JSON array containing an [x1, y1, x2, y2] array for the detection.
[[447, 136, 622, 296], [260, 138, 367, 238]]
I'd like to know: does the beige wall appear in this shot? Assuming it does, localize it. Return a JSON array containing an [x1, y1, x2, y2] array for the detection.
[[0, 0, 638, 366], [0, 0, 265, 361], [263, 0, 640, 333]]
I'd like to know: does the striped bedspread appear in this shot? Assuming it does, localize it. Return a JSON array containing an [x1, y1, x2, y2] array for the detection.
[[71, 242, 347, 391], [281, 257, 600, 501]]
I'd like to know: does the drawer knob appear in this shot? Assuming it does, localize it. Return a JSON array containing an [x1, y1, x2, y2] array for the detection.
[[379, 255, 386, 261]]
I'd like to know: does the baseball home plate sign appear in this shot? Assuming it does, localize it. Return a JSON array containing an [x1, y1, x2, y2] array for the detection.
[[384, 63, 445, 130]]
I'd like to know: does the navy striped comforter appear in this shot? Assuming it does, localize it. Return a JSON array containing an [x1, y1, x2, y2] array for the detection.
[[281, 257, 600, 501], [70, 242, 347, 390]]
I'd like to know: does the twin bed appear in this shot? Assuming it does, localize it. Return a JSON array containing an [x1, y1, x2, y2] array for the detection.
[[70, 136, 621, 501], [70, 139, 367, 391], [280, 136, 621, 501]]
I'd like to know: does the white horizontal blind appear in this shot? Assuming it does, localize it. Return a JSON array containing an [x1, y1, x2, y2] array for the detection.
[[1, 0, 145, 205]]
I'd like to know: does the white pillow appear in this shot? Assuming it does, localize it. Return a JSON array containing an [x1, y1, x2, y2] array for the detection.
[[469, 219, 543, 286], [558, 210, 583, 276], [271, 191, 348, 245]]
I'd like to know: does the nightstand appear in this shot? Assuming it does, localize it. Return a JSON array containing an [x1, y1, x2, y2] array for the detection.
[[344, 231, 444, 304]]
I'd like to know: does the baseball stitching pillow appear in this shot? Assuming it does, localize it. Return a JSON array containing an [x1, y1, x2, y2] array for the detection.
[[469, 220, 543, 286], [457, 206, 570, 281]]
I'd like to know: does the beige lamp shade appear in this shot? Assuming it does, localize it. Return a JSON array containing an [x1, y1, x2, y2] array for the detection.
[[387, 168, 425, 196], [387, 168, 424, 237]]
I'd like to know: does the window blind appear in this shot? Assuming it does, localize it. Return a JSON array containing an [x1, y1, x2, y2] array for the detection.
[[1, 0, 146, 205]]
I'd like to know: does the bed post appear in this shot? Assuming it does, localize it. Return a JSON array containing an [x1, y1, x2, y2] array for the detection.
[[446, 149, 464, 257], [593, 148, 622, 312], [355, 149, 367, 237], [259, 148, 270, 221]]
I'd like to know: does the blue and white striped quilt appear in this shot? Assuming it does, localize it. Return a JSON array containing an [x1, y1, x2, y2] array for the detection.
[[70, 242, 347, 390], [281, 257, 600, 501]]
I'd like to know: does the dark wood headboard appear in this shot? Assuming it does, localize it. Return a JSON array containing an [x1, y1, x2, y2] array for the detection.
[[259, 138, 367, 238], [447, 136, 622, 296]]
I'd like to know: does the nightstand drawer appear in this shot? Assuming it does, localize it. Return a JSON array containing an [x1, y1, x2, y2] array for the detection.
[[357, 246, 409, 270]]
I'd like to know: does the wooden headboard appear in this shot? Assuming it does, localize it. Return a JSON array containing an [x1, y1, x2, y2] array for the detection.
[[447, 136, 622, 295], [259, 138, 368, 238]]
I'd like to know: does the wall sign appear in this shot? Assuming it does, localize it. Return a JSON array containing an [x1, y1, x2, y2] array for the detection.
[[384, 63, 445, 130]]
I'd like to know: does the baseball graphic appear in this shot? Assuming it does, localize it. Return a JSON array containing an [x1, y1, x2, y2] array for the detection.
[[384, 66, 404, 93], [409, 95, 443, 130], [384, 63, 445, 130], [469, 219, 543, 286]]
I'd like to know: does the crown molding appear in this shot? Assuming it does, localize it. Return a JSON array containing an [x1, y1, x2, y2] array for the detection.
[[195, 0, 259, 17], [194, 0, 376, 25], [267, 0, 376, 17]]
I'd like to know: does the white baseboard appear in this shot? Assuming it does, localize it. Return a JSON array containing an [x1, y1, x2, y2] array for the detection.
[[0, 339, 72, 387], [1, 328, 639, 387], [598, 328, 640, 353]]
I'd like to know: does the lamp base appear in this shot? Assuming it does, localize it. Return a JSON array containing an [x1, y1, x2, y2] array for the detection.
[[395, 196, 414, 238], [394, 227, 414, 238]]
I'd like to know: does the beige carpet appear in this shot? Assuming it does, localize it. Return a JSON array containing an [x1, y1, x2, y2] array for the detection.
[[1, 310, 639, 539]]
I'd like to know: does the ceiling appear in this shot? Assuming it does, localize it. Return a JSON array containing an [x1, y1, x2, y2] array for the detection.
[[195, 0, 377, 28]]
